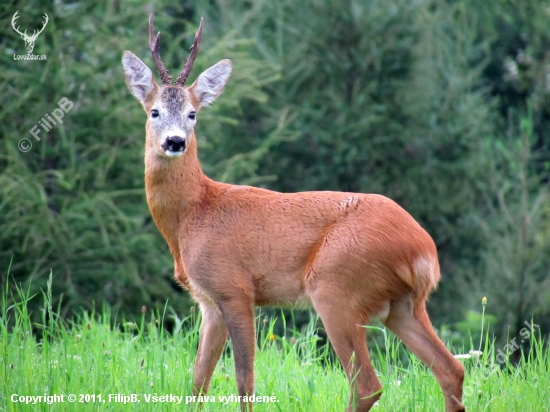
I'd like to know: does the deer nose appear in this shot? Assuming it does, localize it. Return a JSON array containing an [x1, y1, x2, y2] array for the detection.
[[161, 136, 187, 153]]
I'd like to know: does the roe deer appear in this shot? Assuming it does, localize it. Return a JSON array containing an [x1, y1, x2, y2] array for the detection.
[[122, 14, 465, 412]]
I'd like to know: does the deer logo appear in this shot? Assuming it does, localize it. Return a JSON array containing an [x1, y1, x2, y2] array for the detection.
[[12, 10, 49, 54]]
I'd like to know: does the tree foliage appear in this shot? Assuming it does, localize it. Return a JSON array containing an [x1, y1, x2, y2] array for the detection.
[[0, 0, 549, 341]]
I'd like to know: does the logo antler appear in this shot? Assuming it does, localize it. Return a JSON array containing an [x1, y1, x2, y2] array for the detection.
[[12, 10, 49, 54]]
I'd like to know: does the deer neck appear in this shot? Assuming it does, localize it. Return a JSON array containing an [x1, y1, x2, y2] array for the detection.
[[144, 132, 209, 253]]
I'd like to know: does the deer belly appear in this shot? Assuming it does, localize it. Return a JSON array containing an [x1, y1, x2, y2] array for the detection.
[[253, 272, 312, 308]]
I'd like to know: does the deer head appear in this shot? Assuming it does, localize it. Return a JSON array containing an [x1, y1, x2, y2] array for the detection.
[[12, 11, 49, 54], [122, 14, 232, 159]]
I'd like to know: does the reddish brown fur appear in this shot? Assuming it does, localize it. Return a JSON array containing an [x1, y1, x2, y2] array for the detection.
[[127, 53, 465, 412]]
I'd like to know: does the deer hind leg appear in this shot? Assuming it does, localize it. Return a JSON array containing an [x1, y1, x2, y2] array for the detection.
[[383, 297, 465, 412], [218, 297, 256, 412], [311, 291, 382, 412], [193, 302, 228, 396]]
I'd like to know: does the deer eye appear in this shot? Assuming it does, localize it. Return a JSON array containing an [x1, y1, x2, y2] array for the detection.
[[188, 111, 196, 120], [151, 109, 159, 118]]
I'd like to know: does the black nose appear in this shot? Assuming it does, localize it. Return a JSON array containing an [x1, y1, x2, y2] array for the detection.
[[161, 136, 187, 153]]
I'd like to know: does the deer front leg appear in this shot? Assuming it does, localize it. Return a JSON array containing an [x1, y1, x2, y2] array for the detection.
[[219, 297, 256, 412], [193, 303, 228, 396]]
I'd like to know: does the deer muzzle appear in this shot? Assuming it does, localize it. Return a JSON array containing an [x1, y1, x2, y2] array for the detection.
[[161, 136, 187, 157]]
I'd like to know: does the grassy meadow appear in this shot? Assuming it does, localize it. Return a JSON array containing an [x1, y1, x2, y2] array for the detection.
[[1, 274, 549, 412]]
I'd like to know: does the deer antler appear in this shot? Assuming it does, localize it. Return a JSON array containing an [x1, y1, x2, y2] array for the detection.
[[11, 11, 27, 38], [174, 18, 204, 86], [149, 13, 172, 85]]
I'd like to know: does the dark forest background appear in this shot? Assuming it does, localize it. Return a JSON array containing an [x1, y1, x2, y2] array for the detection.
[[1, 0, 549, 347]]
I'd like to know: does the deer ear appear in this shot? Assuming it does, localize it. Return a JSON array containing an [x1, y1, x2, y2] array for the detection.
[[122, 51, 157, 103], [190, 59, 232, 107]]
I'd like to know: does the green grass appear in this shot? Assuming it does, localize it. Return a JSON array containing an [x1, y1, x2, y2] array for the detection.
[[1, 275, 549, 411]]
